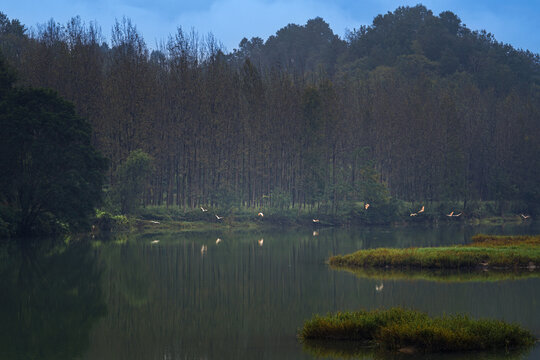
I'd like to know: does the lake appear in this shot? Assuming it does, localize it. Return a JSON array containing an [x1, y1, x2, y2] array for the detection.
[[1, 223, 539, 359]]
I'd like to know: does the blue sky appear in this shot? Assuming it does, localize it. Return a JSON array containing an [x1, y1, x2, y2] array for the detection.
[[3, 0, 539, 53]]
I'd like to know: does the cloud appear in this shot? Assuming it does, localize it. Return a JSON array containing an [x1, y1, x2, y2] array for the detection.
[[171, 0, 365, 51]]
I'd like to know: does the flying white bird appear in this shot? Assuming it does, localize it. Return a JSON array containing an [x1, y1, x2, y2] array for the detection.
[[313, 231, 319, 236], [313, 219, 320, 223], [201, 245, 208, 254], [149, 220, 160, 224], [446, 211, 454, 217], [375, 283, 384, 292], [418, 206, 425, 213], [216, 238, 222, 245], [215, 215, 223, 220], [410, 213, 417, 217], [365, 203, 370, 210], [258, 212, 264, 217], [520, 214, 531, 220], [201, 206, 208, 212], [151, 240, 160, 244], [453, 212, 462, 217], [258, 238, 264, 246]]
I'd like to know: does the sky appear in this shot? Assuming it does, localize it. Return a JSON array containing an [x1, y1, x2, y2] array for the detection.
[[3, 0, 540, 54]]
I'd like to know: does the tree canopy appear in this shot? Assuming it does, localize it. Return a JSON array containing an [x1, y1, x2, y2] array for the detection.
[[0, 54, 107, 237]]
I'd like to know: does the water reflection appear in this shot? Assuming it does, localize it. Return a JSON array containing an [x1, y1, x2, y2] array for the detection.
[[333, 266, 540, 283], [79, 223, 539, 359], [0, 239, 106, 360], [302, 339, 533, 360]]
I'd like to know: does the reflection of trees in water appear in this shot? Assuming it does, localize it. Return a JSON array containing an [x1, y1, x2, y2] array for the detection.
[[0, 240, 106, 360], [333, 266, 540, 283], [98, 243, 154, 308], [302, 339, 533, 360], [84, 226, 540, 359]]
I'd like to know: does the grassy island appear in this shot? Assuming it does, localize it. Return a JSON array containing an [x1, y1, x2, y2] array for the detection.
[[329, 235, 540, 270], [299, 308, 536, 353]]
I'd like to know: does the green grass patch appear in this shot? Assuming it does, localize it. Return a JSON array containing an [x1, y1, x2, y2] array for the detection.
[[329, 235, 540, 270], [299, 308, 535, 353]]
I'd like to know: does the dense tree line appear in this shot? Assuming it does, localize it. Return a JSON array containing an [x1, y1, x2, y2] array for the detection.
[[1, 5, 539, 216]]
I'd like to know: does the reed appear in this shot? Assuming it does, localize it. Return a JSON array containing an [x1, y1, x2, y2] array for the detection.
[[299, 308, 536, 352], [329, 235, 540, 270]]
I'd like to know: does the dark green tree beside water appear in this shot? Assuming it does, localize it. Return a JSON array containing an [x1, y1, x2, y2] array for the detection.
[[0, 54, 107, 237]]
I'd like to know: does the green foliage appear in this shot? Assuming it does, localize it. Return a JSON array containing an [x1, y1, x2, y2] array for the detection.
[[209, 185, 238, 215], [269, 188, 291, 210], [94, 209, 129, 232], [111, 149, 153, 214], [329, 235, 540, 270], [300, 308, 535, 352], [0, 58, 108, 237]]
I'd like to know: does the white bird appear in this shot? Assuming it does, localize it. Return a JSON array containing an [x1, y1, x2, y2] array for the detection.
[[312, 219, 320, 223], [151, 240, 160, 244], [215, 214, 223, 220], [201, 206, 208, 212], [375, 283, 384, 292], [149, 220, 160, 224], [453, 212, 462, 217], [520, 214, 531, 220], [313, 231, 319, 236], [216, 238, 222, 245], [365, 203, 370, 210], [201, 245, 207, 254], [258, 212, 264, 217], [258, 238, 264, 246], [418, 206, 425, 213], [446, 211, 454, 217], [410, 213, 417, 217]]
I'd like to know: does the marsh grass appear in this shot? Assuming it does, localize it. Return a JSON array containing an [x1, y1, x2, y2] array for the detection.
[[329, 235, 540, 270], [299, 308, 535, 353]]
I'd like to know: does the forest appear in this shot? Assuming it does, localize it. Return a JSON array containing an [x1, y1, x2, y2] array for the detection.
[[1, 4, 539, 225]]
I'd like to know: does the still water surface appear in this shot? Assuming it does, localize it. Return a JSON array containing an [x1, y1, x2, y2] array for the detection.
[[2, 223, 539, 359]]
